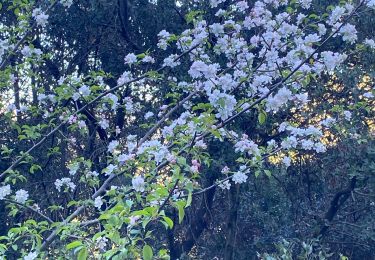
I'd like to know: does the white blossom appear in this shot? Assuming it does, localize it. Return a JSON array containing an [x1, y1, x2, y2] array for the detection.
[[194, 140, 207, 149], [6, 103, 17, 113], [78, 120, 86, 129], [129, 215, 140, 226], [278, 122, 289, 133], [104, 164, 117, 176], [124, 53, 137, 65], [339, 24, 357, 43], [297, 13, 306, 25], [142, 55, 155, 63], [218, 180, 231, 190], [115, 126, 121, 135], [32, 8, 49, 27], [364, 38, 375, 49], [118, 153, 134, 164], [21, 46, 32, 58], [328, 6, 346, 25], [124, 97, 134, 113], [209, 23, 224, 36], [132, 176, 145, 192], [189, 61, 219, 79], [236, 1, 249, 12], [55, 178, 76, 192], [281, 136, 298, 149], [363, 92, 374, 98], [99, 119, 109, 129], [267, 139, 277, 149], [314, 142, 327, 153], [232, 170, 248, 184], [24, 252, 38, 260], [15, 189, 29, 204], [282, 156, 291, 167], [105, 93, 119, 110], [72, 92, 80, 101], [117, 71, 132, 86], [157, 30, 171, 50], [96, 237, 108, 250], [19, 105, 28, 113], [298, 0, 312, 9], [137, 140, 171, 164], [107, 140, 119, 153], [318, 23, 327, 36], [367, 0, 375, 8], [210, 0, 226, 8], [94, 196, 103, 209], [61, 0, 73, 7], [305, 126, 323, 137], [144, 111, 154, 120], [234, 135, 260, 155], [301, 139, 314, 150], [208, 90, 237, 120], [87, 171, 99, 178], [266, 87, 293, 112], [320, 51, 347, 71], [190, 165, 199, 173], [37, 93, 47, 103], [343, 110, 352, 120], [221, 166, 230, 174], [0, 185, 11, 200], [294, 93, 309, 106], [79, 85, 91, 97], [321, 117, 336, 127], [163, 54, 181, 68]]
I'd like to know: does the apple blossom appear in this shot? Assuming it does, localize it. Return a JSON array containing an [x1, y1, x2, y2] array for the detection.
[[0, 185, 11, 200], [132, 176, 145, 192], [15, 189, 29, 204]]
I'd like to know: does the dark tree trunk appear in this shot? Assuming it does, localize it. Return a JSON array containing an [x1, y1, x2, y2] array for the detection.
[[224, 184, 240, 260]]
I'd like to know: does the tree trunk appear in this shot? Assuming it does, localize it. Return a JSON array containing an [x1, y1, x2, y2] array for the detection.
[[224, 184, 240, 260]]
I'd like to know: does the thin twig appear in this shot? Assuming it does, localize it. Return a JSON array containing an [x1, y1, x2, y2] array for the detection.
[[3, 198, 53, 223]]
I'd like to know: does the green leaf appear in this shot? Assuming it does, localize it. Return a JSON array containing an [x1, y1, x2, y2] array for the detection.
[[66, 240, 83, 250], [137, 53, 146, 59], [176, 201, 186, 224], [67, 200, 79, 207], [176, 157, 186, 167], [143, 244, 153, 260], [98, 213, 111, 220], [185, 10, 203, 24], [108, 215, 120, 226], [281, 69, 291, 78], [185, 191, 192, 208], [185, 181, 193, 208], [308, 14, 319, 20], [77, 247, 88, 260], [258, 111, 266, 125], [162, 216, 174, 229], [145, 70, 163, 79], [29, 164, 42, 174], [264, 170, 272, 178]]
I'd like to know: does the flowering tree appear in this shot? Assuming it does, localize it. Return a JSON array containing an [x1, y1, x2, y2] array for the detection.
[[0, 0, 375, 259]]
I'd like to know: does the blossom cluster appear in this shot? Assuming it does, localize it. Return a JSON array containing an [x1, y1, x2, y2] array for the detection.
[[32, 8, 49, 27]]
